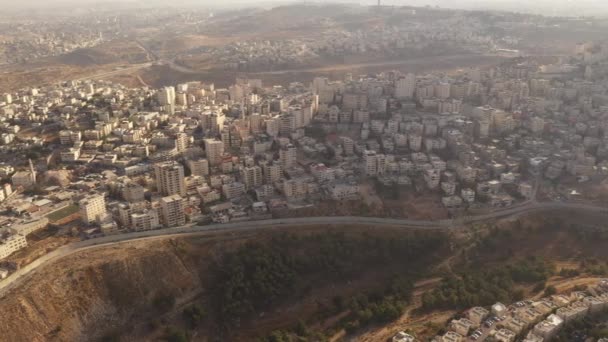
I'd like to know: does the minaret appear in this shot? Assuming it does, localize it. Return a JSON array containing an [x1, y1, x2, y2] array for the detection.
[[28, 158, 36, 183], [241, 99, 247, 119]]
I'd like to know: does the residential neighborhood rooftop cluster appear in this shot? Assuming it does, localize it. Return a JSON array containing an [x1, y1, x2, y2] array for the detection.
[[0, 40, 607, 273], [427, 279, 608, 342]]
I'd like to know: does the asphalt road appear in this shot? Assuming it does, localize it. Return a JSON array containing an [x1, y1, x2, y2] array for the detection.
[[0, 201, 606, 298]]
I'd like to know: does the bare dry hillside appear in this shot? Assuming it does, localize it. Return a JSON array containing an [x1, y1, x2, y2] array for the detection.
[[0, 239, 206, 342], [1, 211, 607, 342]]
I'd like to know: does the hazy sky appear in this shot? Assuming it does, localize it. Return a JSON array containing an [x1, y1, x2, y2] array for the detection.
[[0, 0, 606, 16]]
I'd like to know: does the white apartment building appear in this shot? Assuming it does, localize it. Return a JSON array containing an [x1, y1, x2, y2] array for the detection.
[[265, 116, 281, 137], [160, 195, 186, 227], [79, 193, 107, 224], [157, 86, 175, 105], [435, 81, 451, 99], [154, 162, 186, 197], [222, 182, 246, 199], [329, 183, 359, 200], [392, 331, 415, 342], [280, 144, 297, 169], [122, 182, 145, 203], [187, 158, 210, 177], [204, 139, 224, 166], [467, 306, 489, 325], [11, 170, 36, 188], [283, 178, 309, 200], [353, 110, 370, 123], [262, 162, 282, 184], [279, 114, 296, 135], [424, 168, 441, 189], [240, 166, 263, 189], [395, 73, 416, 99], [311, 164, 335, 183], [408, 134, 422, 151], [363, 150, 386, 176], [131, 209, 161, 231], [9, 218, 49, 236], [0, 234, 27, 259], [175, 132, 189, 152], [200, 111, 225, 135], [59, 130, 81, 145]]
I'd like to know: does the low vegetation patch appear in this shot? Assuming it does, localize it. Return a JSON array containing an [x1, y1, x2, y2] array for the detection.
[[213, 231, 447, 332]]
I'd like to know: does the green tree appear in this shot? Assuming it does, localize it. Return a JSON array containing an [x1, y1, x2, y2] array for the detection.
[[294, 320, 308, 337], [183, 304, 205, 328], [544, 285, 557, 296], [164, 327, 188, 342]]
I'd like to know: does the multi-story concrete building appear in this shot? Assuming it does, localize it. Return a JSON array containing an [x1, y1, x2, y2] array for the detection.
[[122, 182, 145, 203], [204, 139, 224, 166], [154, 162, 186, 197], [187, 158, 210, 177], [395, 73, 416, 99], [11, 170, 36, 188], [467, 306, 489, 325], [240, 165, 263, 189], [283, 178, 309, 200], [157, 86, 175, 105], [201, 111, 225, 135], [59, 130, 81, 145], [262, 162, 282, 184], [175, 132, 189, 152], [160, 195, 185, 227], [222, 182, 246, 199], [424, 169, 441, 189], [280, 144, 297, 169], [79, 193, 106, 224], [363, 150, 386, 176], [131, 209, 161, 231], [0, 234, 27, 259]]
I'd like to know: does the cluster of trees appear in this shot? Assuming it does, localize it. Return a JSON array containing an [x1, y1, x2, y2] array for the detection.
[[182, 304, 205, 329], [559, 268, 581, 278], [257, 321, 328, 342], [342, 282, 410, 334], [507, 256, 554, 283], [257, 275, 415, 340], [553, 309, 608, 342], [214, 232, 445, 327], [164, 326, 188, 342], [581, 258, 608, 276], [422, 257, 553, 310]]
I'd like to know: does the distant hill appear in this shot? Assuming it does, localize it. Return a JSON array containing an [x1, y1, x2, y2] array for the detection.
[[55, 48, 120, 67]]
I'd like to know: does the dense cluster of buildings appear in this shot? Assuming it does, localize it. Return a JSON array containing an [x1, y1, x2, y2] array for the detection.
[[431, 279, 608, 342], [0, 6, 214, 66], [0, 39, 607, 261], [195, 9, 504, 71], [0, 31, 105, 65], [0, 11, 125, 65]]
